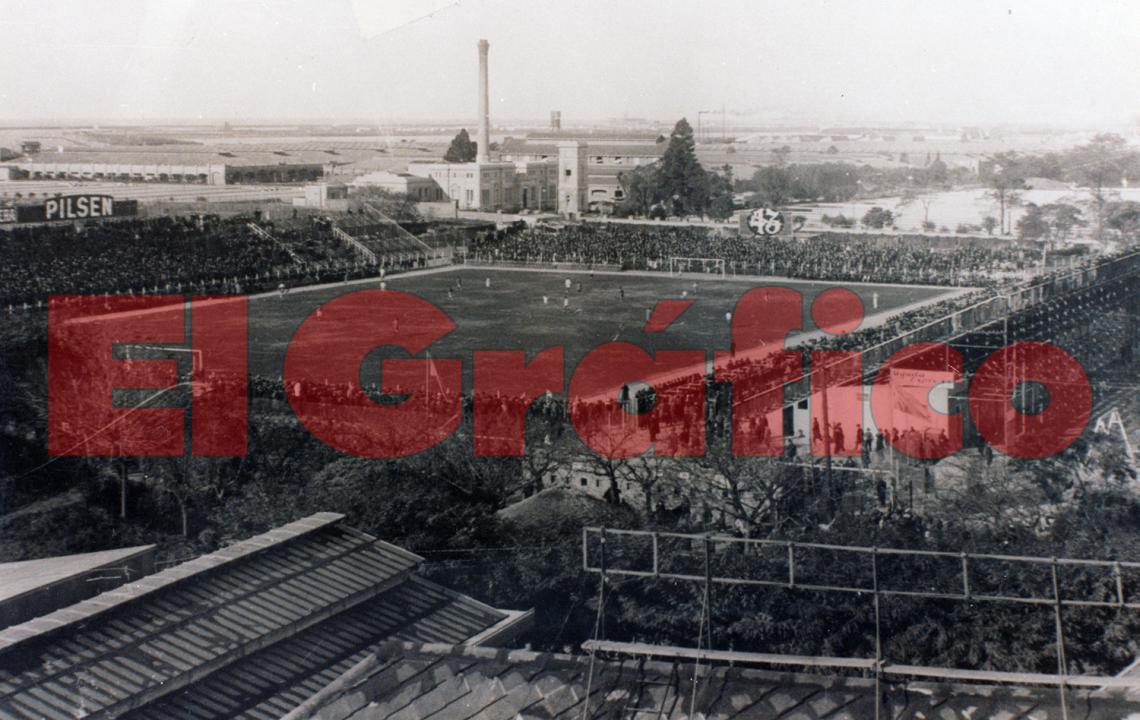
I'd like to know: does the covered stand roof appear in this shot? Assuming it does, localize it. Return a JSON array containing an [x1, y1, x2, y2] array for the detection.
[[0, 513, 527, 720], [0, 545, 154, 608]]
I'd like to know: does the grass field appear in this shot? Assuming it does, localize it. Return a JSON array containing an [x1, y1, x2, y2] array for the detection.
[[245, 267, 957, 389]]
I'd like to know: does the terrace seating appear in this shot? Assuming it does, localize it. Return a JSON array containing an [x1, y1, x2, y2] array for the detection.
[[0, 214, 355, 307], [468, 223, 1036, 286], [332, 213, 432, 259]]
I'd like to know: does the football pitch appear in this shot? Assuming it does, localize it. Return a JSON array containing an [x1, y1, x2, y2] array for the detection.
[[246, 267, 961, 388]]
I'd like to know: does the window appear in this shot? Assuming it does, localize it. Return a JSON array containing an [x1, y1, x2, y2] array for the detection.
[[564, 169, 572, 177]]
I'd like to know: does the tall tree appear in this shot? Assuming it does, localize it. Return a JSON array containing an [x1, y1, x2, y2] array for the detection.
[[898, 189, 935, 228], [444, 128, 477, 163], [925, 156, 949, 184], [984, 152, 1026, 235], [749, 166, 794, 208], [1105, 200, 1140, 243], [1041, 202, 1084, 245], [615, 166, 660, 217], [617, 121, 732, 218], [706, 167, 736, 220], [861, 206, 894, 229], [1064, 134, 1133, 243], [657, 118, 709, 216], [1016, 203, 1049, 241]]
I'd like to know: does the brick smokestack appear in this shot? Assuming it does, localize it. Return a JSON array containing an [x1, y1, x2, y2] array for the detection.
[[477, 39, 490, 163]]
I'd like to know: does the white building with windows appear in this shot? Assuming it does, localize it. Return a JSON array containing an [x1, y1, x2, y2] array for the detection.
[[348, 170, 441, 201], [394, 39, 561, 213], [499, 137, 665, 211], [394, 38, 667, 215], [403, 160, 558, 212]]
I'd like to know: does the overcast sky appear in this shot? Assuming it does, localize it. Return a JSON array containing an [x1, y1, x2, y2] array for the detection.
[[1, 0, 1138, 128]]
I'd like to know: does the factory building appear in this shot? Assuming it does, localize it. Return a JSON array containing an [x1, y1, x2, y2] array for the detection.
[[387, 39, 663, 215], [404, 39, 562, 213], [13, 149, 326, 185], [499, 136, 665, 211]]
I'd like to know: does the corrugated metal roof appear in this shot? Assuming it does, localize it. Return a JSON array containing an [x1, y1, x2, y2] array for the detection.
[[499, 138, 665, 158], [525, 130, 664, 142], [0, 513, 422, 719], [0, 546, 154, 606], [122, 577, 516, 720], [18, 150, 331, 167]]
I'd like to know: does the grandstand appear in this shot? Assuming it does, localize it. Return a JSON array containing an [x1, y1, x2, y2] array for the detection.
[[0, 210, 455, 309], [0, 216, 292, 305], [468, 221, 1036, 285], [333, 211, 431, 257]]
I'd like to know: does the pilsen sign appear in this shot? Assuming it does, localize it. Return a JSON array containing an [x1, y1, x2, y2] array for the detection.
[[0, 195, 138, 224], [45, 194, 115, 221]]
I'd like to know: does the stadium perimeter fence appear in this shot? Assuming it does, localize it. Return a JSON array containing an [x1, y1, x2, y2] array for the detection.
[[582, 526, 1140, 719]]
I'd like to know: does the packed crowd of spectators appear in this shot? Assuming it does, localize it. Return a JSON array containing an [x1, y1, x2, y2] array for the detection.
[[1, 215, 1037, 311], [0, 214, 439, 309], [467, 223, 1035, 286], [1, 216, 282, 305]]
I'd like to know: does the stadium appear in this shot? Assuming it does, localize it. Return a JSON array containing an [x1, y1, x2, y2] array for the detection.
[[2, 13, 1140, 720]]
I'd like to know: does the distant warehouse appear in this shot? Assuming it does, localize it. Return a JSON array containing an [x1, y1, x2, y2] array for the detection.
[[13, 148, 328, 185]]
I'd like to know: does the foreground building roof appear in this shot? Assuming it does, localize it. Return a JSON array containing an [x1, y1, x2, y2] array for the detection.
[[283, 642, 1140, 720], [0, 545, 155, 630], [0, 513, 529, 719]]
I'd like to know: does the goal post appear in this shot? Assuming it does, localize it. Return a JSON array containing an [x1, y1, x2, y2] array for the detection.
[[668, 256, 726, 277], [122, 344, 204, 374]]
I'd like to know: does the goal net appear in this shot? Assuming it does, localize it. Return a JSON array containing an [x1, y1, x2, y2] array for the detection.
[[669, 256, 726, 277]]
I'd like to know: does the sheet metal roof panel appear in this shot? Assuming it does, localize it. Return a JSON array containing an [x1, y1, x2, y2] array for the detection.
[[0, 513, 347, 655], [18, 150, 330, 167], [0, 546, 155, 607], [10, 688, 74, 720], [121, 577, 510, 720], [0, 517, 421, 719], [134, 637, 207, 672]]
